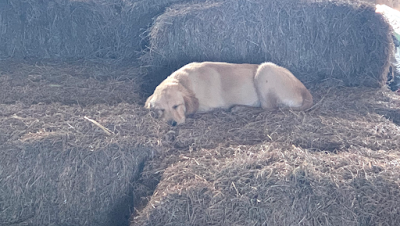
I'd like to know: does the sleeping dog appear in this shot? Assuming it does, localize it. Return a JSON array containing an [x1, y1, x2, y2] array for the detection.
[[145, 62, 313, 125]]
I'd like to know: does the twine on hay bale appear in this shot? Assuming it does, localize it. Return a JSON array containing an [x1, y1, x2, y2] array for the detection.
[[142, 0, 394, 94]]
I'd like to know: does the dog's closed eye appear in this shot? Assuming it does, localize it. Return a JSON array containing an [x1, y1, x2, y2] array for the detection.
[[173, 105, 179, 110]]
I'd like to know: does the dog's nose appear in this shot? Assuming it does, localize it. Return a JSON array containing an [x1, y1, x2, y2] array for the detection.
[[168, 120, 177, 126]]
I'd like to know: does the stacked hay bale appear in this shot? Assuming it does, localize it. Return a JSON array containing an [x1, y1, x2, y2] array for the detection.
[[0, 61, 169, 226], [0, 0, 206, 60], [124, 0, 210, 54], [0, 0, 125, 59], [142, 0, 393, 93], [1, 137, 150, 226]]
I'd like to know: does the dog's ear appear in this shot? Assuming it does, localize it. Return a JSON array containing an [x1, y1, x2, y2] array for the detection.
[[183, 93, 199, 115], [144, 94, 154, 109], [176, 82, 199, 115]]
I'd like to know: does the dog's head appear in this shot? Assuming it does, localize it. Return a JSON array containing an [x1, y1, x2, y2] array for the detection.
[[145, 81, 198, 126]]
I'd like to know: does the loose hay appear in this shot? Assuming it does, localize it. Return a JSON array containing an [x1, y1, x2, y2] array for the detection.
[[0, 59, 141, 106], [0, 60, 171, 226], [142, 0, 394, 93]]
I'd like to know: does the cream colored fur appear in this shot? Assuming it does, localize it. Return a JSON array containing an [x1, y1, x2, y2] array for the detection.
[[145, 62, 313, 125]]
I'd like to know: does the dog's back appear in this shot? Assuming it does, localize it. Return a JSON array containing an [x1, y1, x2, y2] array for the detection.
[[174, 62, 260, 111], [254, 62, 313, 110]]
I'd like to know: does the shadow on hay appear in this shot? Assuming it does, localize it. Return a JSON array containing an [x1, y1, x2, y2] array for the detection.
[[141, 0, 393, 95], [375, 108, 400, 125]]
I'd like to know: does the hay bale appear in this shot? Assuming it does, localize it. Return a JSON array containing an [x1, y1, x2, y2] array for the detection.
[[132, 144, 400, 226], [0, 104, 151, 226], [143, 0, 393, 93], [0, 0, 126, 59], [0, 60, 171, 226], [123, 0, 210, 54], [0, 0, 208, 60]]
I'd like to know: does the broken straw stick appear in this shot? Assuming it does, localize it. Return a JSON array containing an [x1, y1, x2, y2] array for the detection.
[[84, 116, 114, 136]]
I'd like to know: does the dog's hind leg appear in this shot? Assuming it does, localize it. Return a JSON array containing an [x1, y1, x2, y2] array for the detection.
[[254, 81, 278, 109]]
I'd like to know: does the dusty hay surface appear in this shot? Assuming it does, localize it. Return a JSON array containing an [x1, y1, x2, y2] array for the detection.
[[142, 0, 393, 93], [0, 59, 142, 106], [132, 81, 400, 225], [0, 59, 170, 226]]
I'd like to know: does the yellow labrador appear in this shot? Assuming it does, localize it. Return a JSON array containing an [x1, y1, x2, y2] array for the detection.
[[145, 62, 313, 125]]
